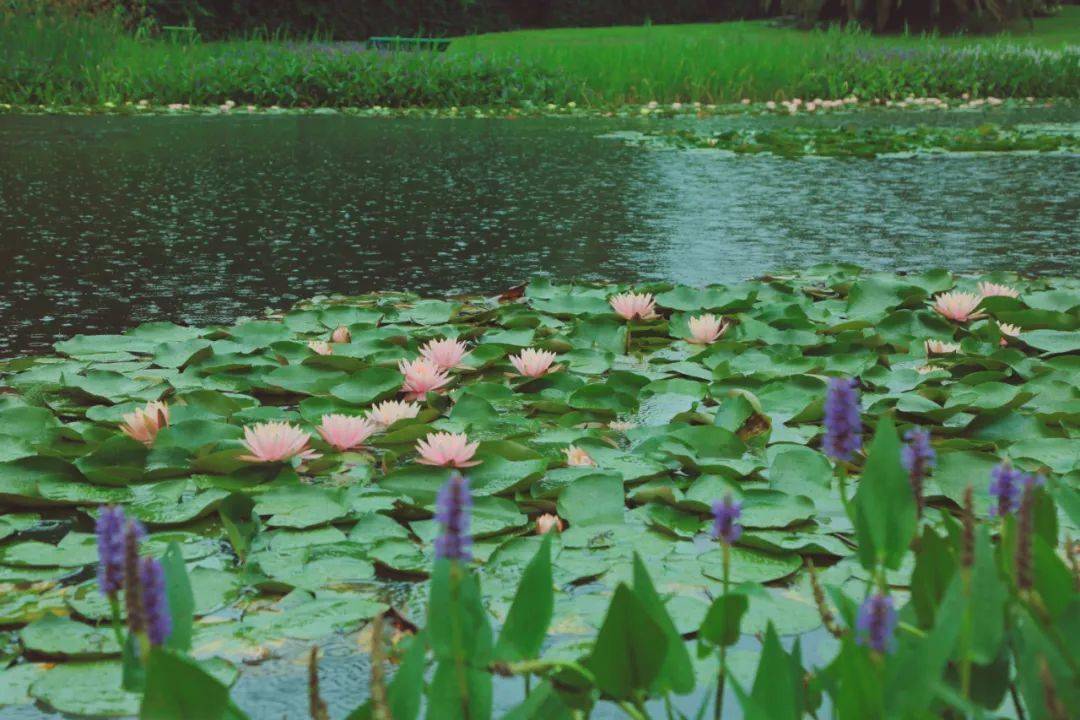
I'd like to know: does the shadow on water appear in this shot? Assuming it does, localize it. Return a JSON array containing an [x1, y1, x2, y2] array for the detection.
[[1, 112, 1078, 356]]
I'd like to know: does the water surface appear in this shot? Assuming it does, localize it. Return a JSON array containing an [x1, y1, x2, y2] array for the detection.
[[1, 111, 1078, 356]]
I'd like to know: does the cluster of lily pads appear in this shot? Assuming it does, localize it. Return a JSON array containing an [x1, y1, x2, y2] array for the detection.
[[616, 123, 1080, 159], [0, 266, 1078, 718]]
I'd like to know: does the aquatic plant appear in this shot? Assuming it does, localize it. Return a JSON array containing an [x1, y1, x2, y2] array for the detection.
[[398, 357, 451, 400], [433, 473, 473, 561], [856, 592, 897, 654], [901, 427, 935, 516], [686, 313, 728, 344], [609, 291, 657, 320], [415, 431, 480, 468], [509, 347, 559, 378], [419, 337, 469, 370], [239, 421, 320, 463], [138, 556, 172, 646], [711, 495, 743, 545], [933, 290, 984, 322], [95, 505, 127, 597], [119, 400, 170, 446], [316, 414, 378, 452], [823, 376, 862, 462], [0, 268, 1077, 718]]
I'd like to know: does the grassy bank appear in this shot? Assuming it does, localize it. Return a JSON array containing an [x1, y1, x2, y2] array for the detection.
[[2, 9, 1078, 108]]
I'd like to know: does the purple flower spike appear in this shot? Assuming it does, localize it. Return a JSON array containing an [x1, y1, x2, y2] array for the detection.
[[901, 427, 936, 515], [988, 463, 1042, 517], [856, 593, 897, 654], [711, 495, 743, 545], [823, 377, 862, 462], [96, 506, 127, 596], [138, 557, 172, 646], [123, 519, 147, 633], [434, 473, 473, 561]]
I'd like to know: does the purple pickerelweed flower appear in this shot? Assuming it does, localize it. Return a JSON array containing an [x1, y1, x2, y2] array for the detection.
[[123, 519, 147, 633], [823, 377, 862, 462], [96, 506, 127, 596], [988, 463, 1044, 517], [138, 556, 172, 646], [856, 593, 898, 654], [711, 495, 743, 545], [434, 473, 473, 561], [901, 427, 936, 515]]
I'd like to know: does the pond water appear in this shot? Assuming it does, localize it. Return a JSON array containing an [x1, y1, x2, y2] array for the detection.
[[2, 109, 1079, 357]]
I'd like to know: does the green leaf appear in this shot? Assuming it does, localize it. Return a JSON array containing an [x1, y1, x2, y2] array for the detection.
[[852, 414, 917, 570], [495, 535, 553, 662], [631, 553, 694, 695], [161, 542, 194, 652], [140, 648, 230, 720], [967, 527, 1006, 664], [427, 560, 493, 666], [583, 583, 666, 701], [747, 623, 802, 720], [700, 593, 748, 648], [556, 474, 625, 526]]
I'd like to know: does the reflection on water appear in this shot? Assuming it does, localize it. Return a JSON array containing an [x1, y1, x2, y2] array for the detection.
[[1, 113, 1078, 357]]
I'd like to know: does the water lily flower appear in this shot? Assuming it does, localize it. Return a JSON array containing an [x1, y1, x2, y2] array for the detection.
[[367, 400, 420, 428], [932, 291, 983, 322], [331, 326, 351, 344], [978, 281, 1020, 299], [317, 414, 377, 452], [997, 322, 1022, 348], [510, 348, 559, 378], [415, 432, 480, 468], [609, 292, 657, 321], [686, 314, 728, 344], [240, 421, 320, 463], [419, 338, 469, 370], [823, 377, 861, 462], [536, 513, 564, 535], [856, 593, 897, 654], [563, 446, 596, 467], [398, 358, 451, 400], [925, 339, 960, 355], [307, 340, 333, 355], [120, 401, 170, 446], [917, 364, 944, 374]]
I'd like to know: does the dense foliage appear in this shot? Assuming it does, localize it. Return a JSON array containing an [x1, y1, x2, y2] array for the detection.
[[2, 10, 1078, 107], [0, 267, 1077, 717], [21, 0, 766, 38]]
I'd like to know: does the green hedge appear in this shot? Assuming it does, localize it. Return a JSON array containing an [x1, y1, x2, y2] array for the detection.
[[143, 0, 767, 39]]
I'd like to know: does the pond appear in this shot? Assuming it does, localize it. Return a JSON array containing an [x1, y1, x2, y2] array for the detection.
[[1, 109, 1078, 357], [0, 109, 1078, 720]]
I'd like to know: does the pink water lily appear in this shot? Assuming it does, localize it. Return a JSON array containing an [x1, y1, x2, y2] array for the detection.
[[367, 400, 421, 428], [420, 338, 469, 370], [932, 291, 983, 322], [509, 348, 559, 378], [331, 326, 351, 344], [240, 422, 320, 463], [398, 358, 451, 400], [415, 432, 480, 468], [120, 401, 170, 446], [686, 314, 729, 344], [317, 414, 378, 452], [978, 281, 1020, 299], [307, 340, 333, 355], [925, 339, 961, 355], [563, 446, 596, 467], [609, 292, 657, 321], [536, 513, 565, 535], [998, 322, 1022, 346]]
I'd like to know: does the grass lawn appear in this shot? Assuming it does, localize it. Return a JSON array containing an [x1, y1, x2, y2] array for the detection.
[[450, 9, 1080, 103]]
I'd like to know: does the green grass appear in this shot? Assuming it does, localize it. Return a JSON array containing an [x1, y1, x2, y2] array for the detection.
[[1, 9, 1077, 108], [450, 9, 1080, 104]]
